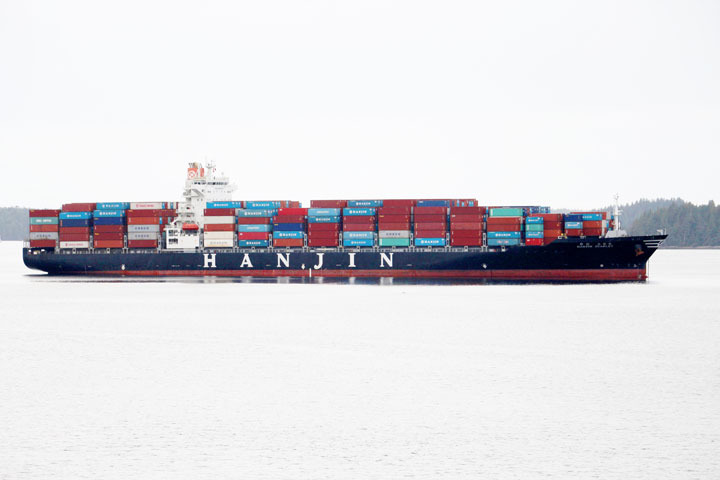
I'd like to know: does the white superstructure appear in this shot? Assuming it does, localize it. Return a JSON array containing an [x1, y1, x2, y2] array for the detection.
[[165, 162, 236, 249]]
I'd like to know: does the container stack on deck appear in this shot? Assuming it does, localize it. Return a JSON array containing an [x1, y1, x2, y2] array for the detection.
[[378, 200, 413, 247], [93, 202, 128, 249], [59, 203, 95, 249], [487, 207, 524, 246], [414, 200, 449, 247], [127, 202, 172, 248], [343, 203, 378, 247], [273, 207, 307, 248], [307, 208, 341, 247], [204, 201, 240, 248], [568, 212, 607, 237], [236, 204, 272, 248], [29, 209, 60, 248], [449, 206, 485, 247]]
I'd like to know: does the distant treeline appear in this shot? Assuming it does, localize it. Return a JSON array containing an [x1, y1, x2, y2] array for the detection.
[[0, 207, 28, 241], [1, 199, 718, 246], [629, 200, 720, 247]]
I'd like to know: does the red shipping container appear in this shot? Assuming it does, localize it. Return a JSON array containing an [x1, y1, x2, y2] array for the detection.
[[273, 215, 306, 223], [451, 230, 483, 239], [310, 200, 347, 208], [378, 214, 411, 222], [543, 229, 563, 238], [308, 231, 339, 240], [59, 233, 90, 241], [94, 240, 124, 248], [487, 217, 522, 226], [542, 221, 563, 229], [127, 216, 160, 225], [449, 206, 486, 215], [273, 238, 304, 247], [382, 199, 416, 207], [343, 215, 376, 224], [289, 201, 301, 208], [414, 222, 447, 231], [378, 206, 412, 215], [486, 224, 522, 232], [450, 239, 483, 246], [450, 222, 483, 230], [583, 228, 603, 236], [128, 240, 158, 248], [572, 211, 608, 220], [203, 208, 236, 216], [237, 232, 270, 240], [29, 209, 61, 217], [62, 203, 95, 212], [308, 223, 340, 232], [94, 232, 124, 240], [529, 213, 564, 222], [29, 240, 56, 248], [415, 229, 446, 238], [414, 206, 446, 215], [29, 225, 59, 232], [93, 225, 125, 233], [308, 238, 339, 247], [126, 209, 176, 217], [59, 227, 90, 234], [414, 214, 446, 223], [205, 224, 235, 232], [451, 214, 483, 222], [378, 222, 411, 230], [237, 217, 271, 224], [525, 238, 544, 246], [583, 220, 602, 228], [566, 229, 583, 237], [342, 223, 376, 231], [277, 208, 308, 216]]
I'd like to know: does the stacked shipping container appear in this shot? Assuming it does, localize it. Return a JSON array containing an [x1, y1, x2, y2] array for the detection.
[[487, 208, 524, 246], [378, 201, 413, 247], [59, 203, 95, 249], [414, 201, 448, 247], [273, 207, 307, 248], [236, 207, 273, 247], [93, 203, 128, 248], [449, 206, 485, 247], [343, 207, 377, 247], [203, 203, 237, 248], [308, 208, 341, 247], [29, 209, 60, 248], [127, 202, 174, 248]]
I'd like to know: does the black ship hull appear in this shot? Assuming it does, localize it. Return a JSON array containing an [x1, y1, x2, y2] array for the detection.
[[23, 235, 666, 282]]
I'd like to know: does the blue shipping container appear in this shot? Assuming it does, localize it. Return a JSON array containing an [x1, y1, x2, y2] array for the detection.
[[417, 200, 450, 207], [308, 208, 341, 216], [237, 224, 272, 232], [207, 201, 244, 209], [273, 231, 304, 239], [525, 231, 544, 239], [526, 217, 544, 224], [93, 209, 125, 218], [93, 217, 125, 226], [343, 208, 375, 216], [343, 231, 374, 240], [488, 238, 521, 246], [487, 231, 521, 239], [273, 223, 306, 231], [415, 237, 446, 246], [59, 219, 91, 227], [308, 216, 341, 223], [236, 209, 273, 218], [246, 201, 282, 209], [96, 202, 129, 210], [59, 211, 92, 220], [238, 239, 269, 247], [565, 221, 583, 229], [564, 214, 584, 222], [347, 200, 383, 208], [343, 238, 374, 247]]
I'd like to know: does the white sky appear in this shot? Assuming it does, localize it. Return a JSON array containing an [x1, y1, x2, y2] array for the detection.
[[1, 0, 719, 210]]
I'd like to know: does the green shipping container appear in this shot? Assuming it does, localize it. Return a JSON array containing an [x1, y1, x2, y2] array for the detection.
[[489, 208, 524, 217], [379, 238, 411, 247], [30, 217, 59, 225], [525, 224, 544, 232]]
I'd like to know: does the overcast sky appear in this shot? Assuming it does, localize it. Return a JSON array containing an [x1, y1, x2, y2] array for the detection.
[[1, 0, 718, 210]]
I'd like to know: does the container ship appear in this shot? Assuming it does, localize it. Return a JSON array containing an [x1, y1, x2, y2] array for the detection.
[[23, 162, 666, 282]]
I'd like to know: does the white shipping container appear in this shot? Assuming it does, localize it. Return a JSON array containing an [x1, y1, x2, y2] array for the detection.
[[60, 241, 90, 249], [203, 216, 235, 224], [128, 232, 157, 240], [378, 230, 411, 239], [204, 239, 234, 248], [130, 202, 163, 210], [127, 224, 160, 233], [29, 232, 59, 240], [203, 231, 235, 240]]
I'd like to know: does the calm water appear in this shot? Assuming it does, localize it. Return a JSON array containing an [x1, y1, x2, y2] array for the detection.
[[1, 243, 718, 479]]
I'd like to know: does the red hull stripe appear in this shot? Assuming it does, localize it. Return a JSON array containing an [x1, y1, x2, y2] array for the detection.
[[82, 268, 647, 281]]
